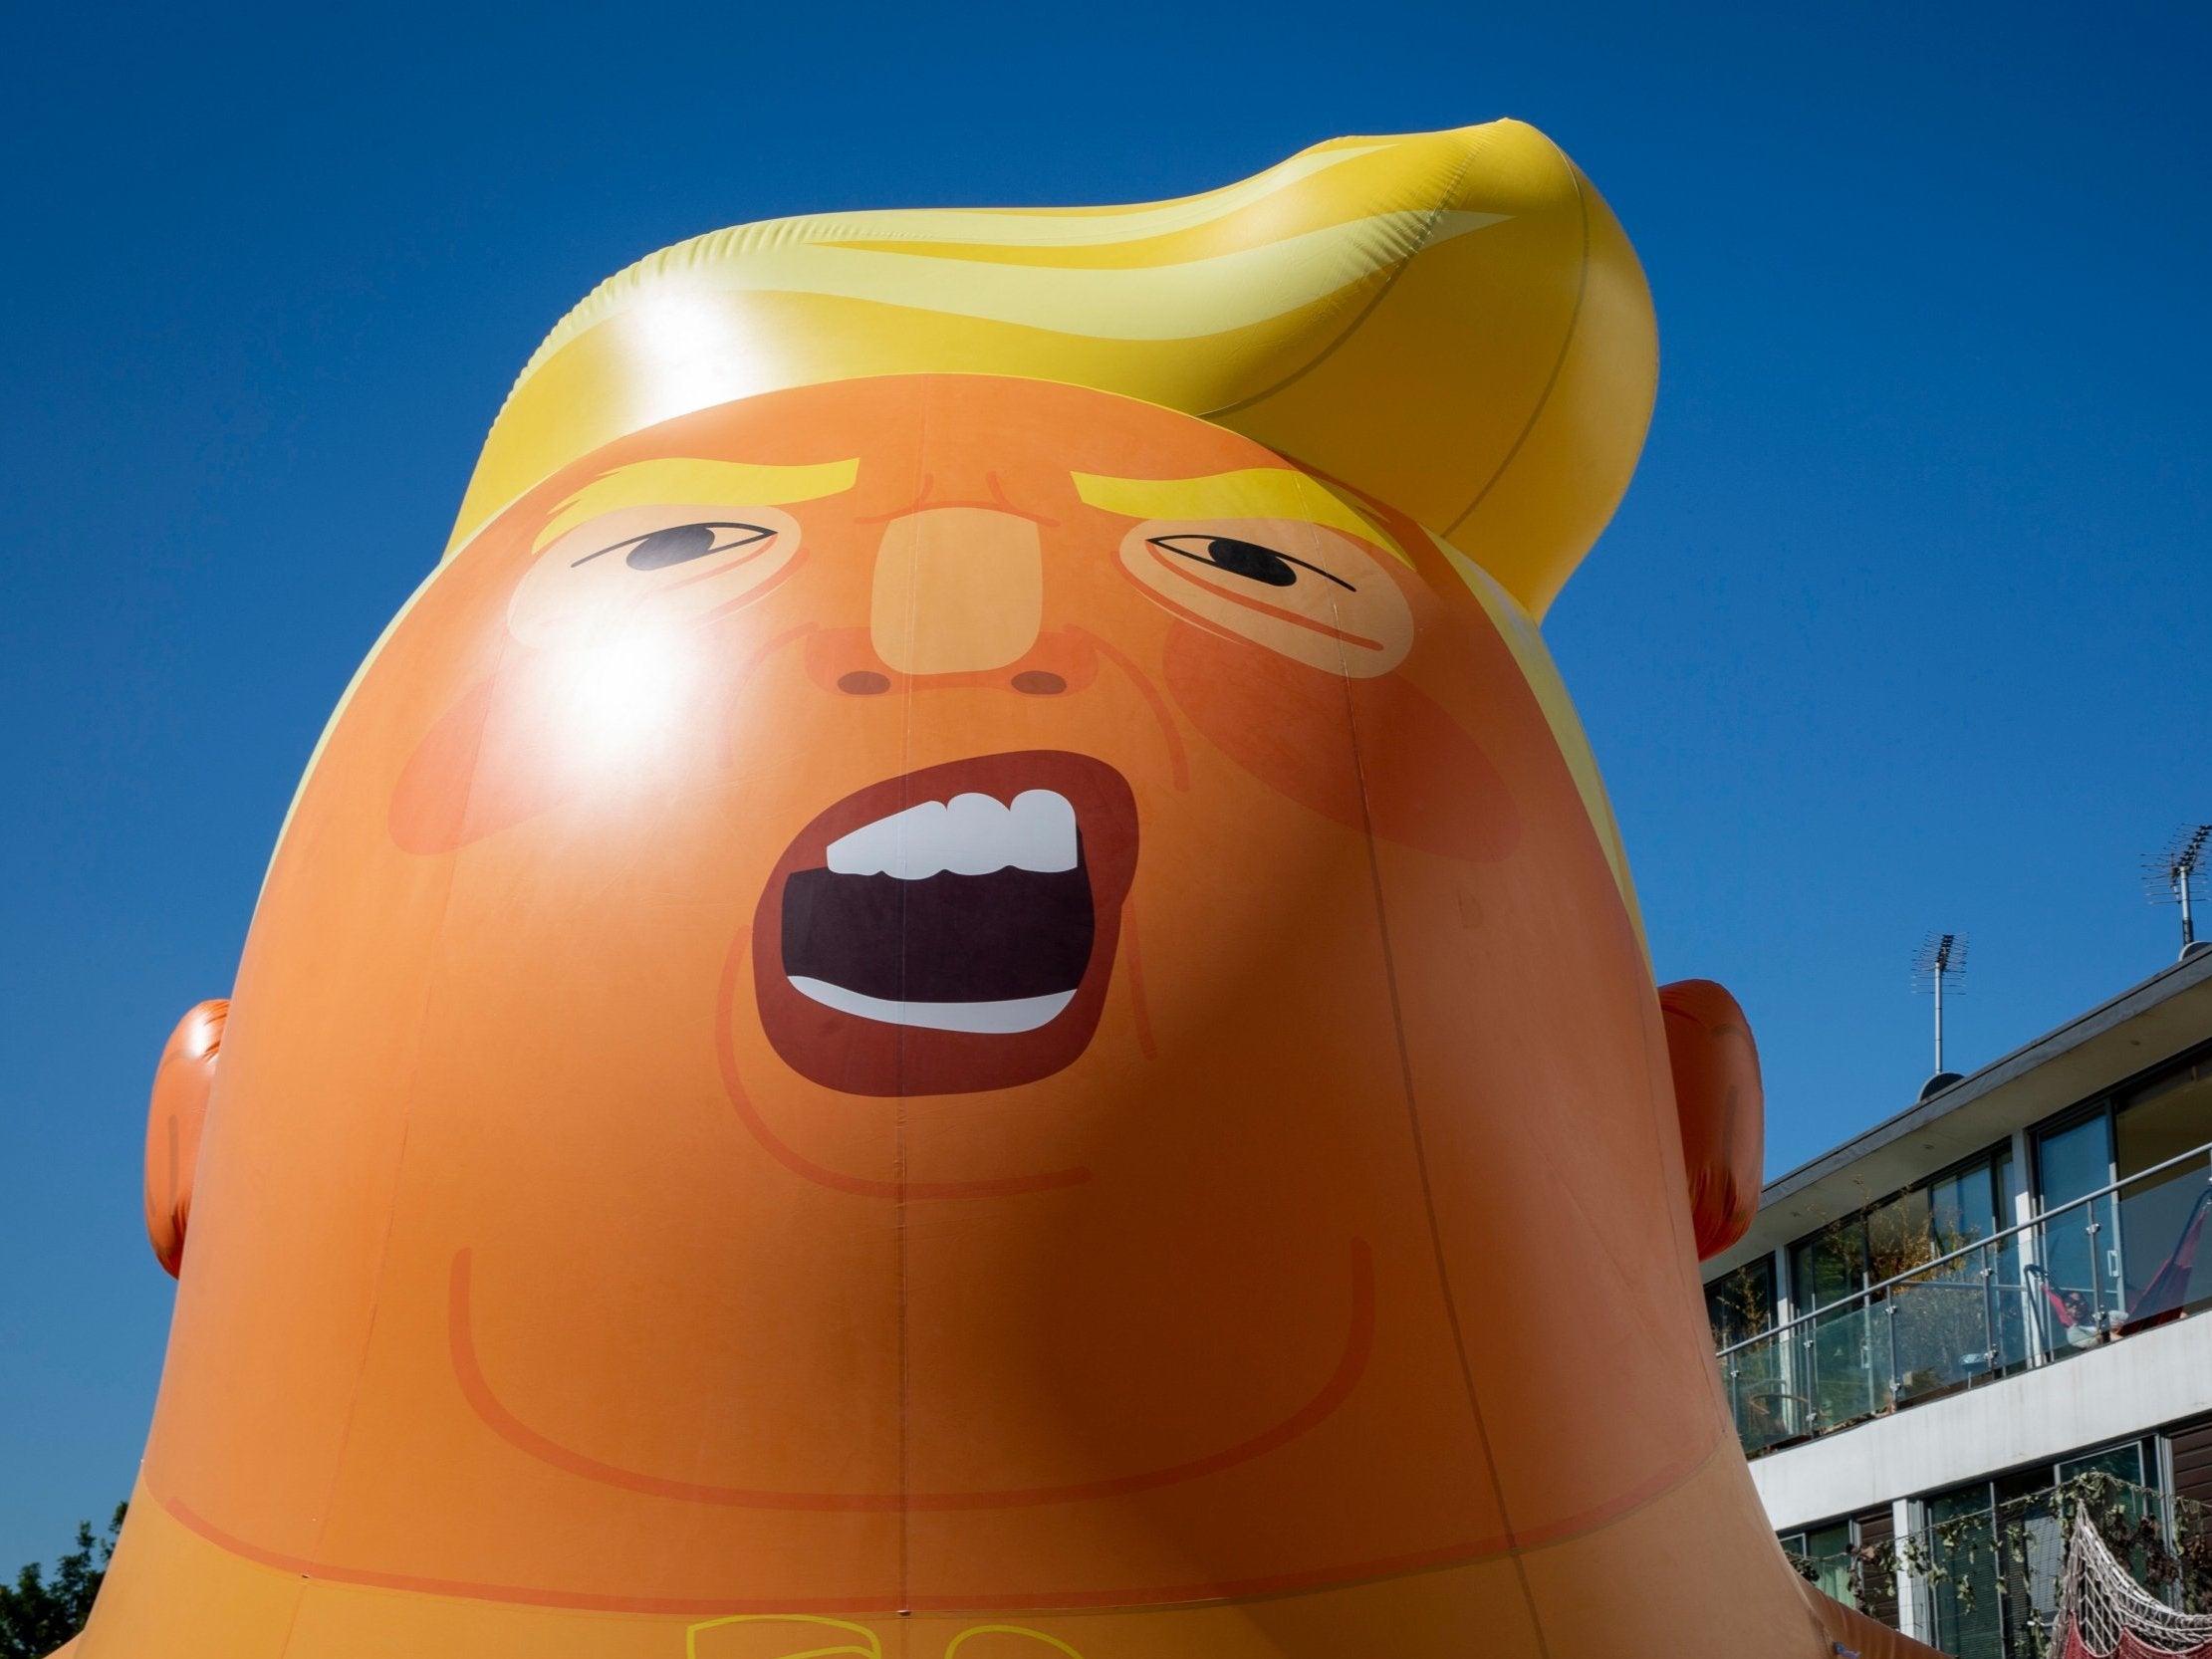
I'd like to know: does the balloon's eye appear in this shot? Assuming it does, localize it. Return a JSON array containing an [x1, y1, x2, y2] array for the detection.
[[1147, 534, 1354, 592], [570, 522, 778, 572]]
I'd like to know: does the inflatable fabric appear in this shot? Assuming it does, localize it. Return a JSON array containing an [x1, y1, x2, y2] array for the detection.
[[75, 120, 1942, 1658]]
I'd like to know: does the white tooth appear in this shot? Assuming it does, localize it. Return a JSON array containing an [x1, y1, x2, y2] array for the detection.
[[1007, 789, 1079, 873], [941, 793, 1008, 875], [789, 978, 1074, 1034], [824, 789, 1079, 880], [826, 799, 941, 878]]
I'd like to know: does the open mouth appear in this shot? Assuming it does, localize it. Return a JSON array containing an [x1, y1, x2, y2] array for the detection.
[[753, 752, 1137, 1096]]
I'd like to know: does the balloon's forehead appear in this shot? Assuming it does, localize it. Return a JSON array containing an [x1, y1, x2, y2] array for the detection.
[[505, 374, 1305, 527]]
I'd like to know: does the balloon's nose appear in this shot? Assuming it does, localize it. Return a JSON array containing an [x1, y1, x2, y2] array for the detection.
[[869, 507, 1043, 676]]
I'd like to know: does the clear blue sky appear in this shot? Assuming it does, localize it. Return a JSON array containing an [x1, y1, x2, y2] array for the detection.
[[3, 0, 2206, 1571]]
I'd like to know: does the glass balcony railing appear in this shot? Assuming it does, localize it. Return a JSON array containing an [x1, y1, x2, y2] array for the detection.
[[1718, 1139, 2212, 1457]]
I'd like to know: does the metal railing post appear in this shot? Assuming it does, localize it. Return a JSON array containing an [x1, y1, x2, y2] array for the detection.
[[1980, 1256, 1997, 1376], [2087, 1204, 2106, 1335], [1803, 1324, 1821, 1432]]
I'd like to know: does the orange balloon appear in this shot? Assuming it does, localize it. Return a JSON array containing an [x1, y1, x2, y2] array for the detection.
[[77, 124, 1940, 1659]]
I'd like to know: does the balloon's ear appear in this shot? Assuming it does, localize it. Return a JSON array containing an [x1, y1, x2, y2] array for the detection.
[[1659, 980, 1763, 1261], [145, 1000, 227, 1277]]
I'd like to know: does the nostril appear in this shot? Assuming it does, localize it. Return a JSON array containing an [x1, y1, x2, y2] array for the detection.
[[1011, 670, 1067, 696], [838, 671, 892, 696]]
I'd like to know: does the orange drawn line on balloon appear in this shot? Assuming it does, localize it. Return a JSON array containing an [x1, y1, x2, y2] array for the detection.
[[1070, 627, 1187, 792], [896, 1437, 1721, 1612], [157, 1493, 896, 1615], [158, 1482, 1514, 1616], [714, 928, 1091, 1201], [1141, 548, 1385, 651], [154, 1428, 1711, 1617], [158, 1482, 1493, 1615], [446, 1240, 1372, 1514]]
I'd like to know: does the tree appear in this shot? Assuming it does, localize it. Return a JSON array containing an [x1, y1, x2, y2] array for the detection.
[[0, 1505, 125, 1659]]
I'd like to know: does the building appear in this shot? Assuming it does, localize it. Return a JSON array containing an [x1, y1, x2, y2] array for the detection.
[[1704, 949, 2212, 1655]]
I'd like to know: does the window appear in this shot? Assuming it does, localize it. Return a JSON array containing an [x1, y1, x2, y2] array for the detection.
[[1922, 1443, 2152, 1658], [2033, 1109, 2117, 1329], [1791, 1214, 1870, 1313], [2032, 1044, 2212, 1339], [1780, 1518, 1854, 1610], [1708, 1256, 1800, 1451], [1777, 1510, 1899, 1626], [1705, 1257, 1775, 1350], [2114, 1054, 2212, 1321], [1788, 1146, 2015, 1304], [1781, 1145, 2021, 1428], [1787, 1213, 1883, 1429]]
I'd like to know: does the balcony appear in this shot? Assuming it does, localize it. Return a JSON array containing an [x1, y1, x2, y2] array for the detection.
[[1719, 1138, 2212, 1457]]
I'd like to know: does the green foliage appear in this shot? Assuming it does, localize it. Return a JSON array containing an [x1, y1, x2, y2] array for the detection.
[[0, 1506, 125, 1659]]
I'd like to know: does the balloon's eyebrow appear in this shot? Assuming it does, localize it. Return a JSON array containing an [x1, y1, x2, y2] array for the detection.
[[1069, 468, 1409, 567], [533, 457, 860, 551]]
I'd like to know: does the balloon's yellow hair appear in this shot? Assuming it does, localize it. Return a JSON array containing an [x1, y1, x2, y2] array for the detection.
[[447, 119, 1657, 622], [380, 121, 1655, 949]]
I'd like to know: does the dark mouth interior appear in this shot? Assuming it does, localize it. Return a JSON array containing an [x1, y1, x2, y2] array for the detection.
[[782, 854, 1096, 1006]]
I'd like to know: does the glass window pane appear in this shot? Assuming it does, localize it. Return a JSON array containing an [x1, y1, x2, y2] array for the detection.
[[1706, 1258, 1776, 1349], [1927, 1483, 2002, 1658], [1803, 1520, 1854, 1607], [1929, 1153, 2005, 1250], [1869, 1187, 1937, 1281], [2057, 1442, 2145, 1490], [2053, 1445, 2155, 1596], [1710, 1259, 1795, 1450], [2035, 1113, 2119, 1342], [1929, 1483, 1995, 1525], [1793, 1216, 1869, 1311], [2117, 1056, 2212, 1176], [2039, 1112, 2114, 1210], [1880, 1153, 2014, 1404], [1801, 1298, 1882, 1428], [2115, 1057, 2212, 1323]]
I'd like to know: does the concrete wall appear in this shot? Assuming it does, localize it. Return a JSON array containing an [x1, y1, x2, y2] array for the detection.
[[1747, 1312, 2212, 1530]]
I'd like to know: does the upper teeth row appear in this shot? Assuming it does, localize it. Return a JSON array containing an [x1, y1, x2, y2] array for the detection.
[[826, 790, 1078, 880]]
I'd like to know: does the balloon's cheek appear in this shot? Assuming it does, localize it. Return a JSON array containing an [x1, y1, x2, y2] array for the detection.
[[1161, 624, 1519, 861], [388, 676, 579, 853]]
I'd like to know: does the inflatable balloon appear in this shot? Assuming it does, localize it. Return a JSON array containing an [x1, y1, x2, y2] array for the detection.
[[71, 120, 1938, 1658]]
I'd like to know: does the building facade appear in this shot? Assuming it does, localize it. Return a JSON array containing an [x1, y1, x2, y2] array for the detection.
[[1705, 951, 2212, 1655]]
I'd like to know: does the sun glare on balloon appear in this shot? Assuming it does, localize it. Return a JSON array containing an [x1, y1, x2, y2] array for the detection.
[[549, 625, 702, 779], [628, 289, 767, 426]]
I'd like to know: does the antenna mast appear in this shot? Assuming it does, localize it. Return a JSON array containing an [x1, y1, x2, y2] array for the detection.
[[2144, 825, 2212, 959], [1912, 932, 1968, 1099]]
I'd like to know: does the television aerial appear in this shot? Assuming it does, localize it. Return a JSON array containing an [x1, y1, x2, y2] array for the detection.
[[1912, 932, 1968, 1101], [2143, 825, 2212, 961]]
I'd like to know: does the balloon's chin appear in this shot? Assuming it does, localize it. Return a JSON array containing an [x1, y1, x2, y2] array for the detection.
[[750, 750, 1138, 1098], [444, 1240, 1376, 1515]]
